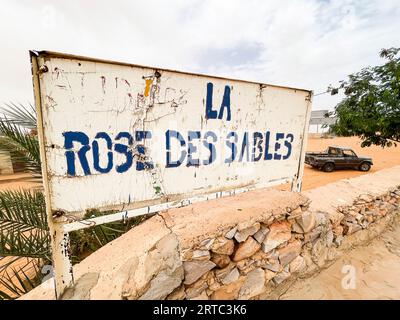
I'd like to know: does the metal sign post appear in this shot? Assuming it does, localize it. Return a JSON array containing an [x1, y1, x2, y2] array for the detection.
[[30, 50, 312, 298], [31, 55, 73, 296]]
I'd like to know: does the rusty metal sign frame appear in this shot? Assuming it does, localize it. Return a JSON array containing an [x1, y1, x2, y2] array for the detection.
[[30, 50, 312, 298], [31, 52, 74, 297]]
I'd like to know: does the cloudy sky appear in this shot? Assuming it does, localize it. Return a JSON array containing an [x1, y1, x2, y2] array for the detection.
[[1, 0, 399, 112]]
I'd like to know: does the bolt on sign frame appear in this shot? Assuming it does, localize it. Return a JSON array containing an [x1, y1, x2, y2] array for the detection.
[[30, 50, 312, 298]]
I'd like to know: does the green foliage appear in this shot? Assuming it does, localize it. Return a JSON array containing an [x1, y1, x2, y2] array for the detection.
[[0, 190, 47, 234], [69, 210, 150, 263], [0, 103, 48, 299], [1, 102, 37, 130], [0, 260, 43, 300], [0, 188, 50, 300], [330, 47, 400, 147], [0, 186, 147, 298], [0, 190, 50, 260], [0, 119, 41, 176]]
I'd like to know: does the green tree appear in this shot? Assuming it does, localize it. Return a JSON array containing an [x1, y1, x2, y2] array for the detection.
[[330, 47, 400, 147]]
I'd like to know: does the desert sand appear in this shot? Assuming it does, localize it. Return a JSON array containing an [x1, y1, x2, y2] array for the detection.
[[302, 136, 400, 190], [0, 173, 40, 192]]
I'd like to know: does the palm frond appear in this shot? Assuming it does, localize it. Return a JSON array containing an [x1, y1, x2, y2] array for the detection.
[[0, 260, 42, 300], [0, 190, 50, 259], [69, 210, 150, 263], [0, 119, 41, 175], [0, 190, 48, 233], [0, 228, 50, 259], [0, 102, 37, 130], [0, 188, 50, 299]]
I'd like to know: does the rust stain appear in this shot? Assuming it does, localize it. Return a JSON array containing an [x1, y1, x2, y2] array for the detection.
[[144, 79, 153, 97], [54, 67, 60, 79], [101, 76, 106, 94]]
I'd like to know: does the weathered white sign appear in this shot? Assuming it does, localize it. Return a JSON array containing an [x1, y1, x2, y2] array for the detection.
[[33, 51, 312, 218], [31, 51, 312, 297]]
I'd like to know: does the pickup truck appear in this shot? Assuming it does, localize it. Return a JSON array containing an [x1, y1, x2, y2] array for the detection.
[[305, 146, 373, 172]]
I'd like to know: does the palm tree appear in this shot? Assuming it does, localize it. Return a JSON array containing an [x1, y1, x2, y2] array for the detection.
[[0, 102, 47, 299], [0, 102, 146, 299]]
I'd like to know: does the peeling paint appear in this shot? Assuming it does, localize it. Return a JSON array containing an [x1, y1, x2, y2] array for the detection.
[[100, 76, 106, 94], [144, 79, 153, 97], [34, 52, 312, 219]]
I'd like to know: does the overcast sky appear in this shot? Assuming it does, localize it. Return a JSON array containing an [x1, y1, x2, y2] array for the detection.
[[1, 0, 399, 112]]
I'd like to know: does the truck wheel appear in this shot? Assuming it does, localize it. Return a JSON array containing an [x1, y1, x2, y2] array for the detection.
[[322, 162, 334, 172], [359, 162, 371, 172]]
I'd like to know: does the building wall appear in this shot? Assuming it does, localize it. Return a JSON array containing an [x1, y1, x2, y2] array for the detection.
[[0, 151, 14, 175]]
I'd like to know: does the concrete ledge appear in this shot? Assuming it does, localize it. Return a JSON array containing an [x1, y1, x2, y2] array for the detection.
[[161, 188, 308, 249], [305, 166, 400, 215]]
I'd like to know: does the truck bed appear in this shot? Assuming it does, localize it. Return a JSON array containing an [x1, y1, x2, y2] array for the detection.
[[305, 152, 333, 167], [306, 153, 332, 158]]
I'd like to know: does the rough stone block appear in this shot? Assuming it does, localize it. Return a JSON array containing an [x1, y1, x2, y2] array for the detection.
[[233, 237, 261, 262], [262, 221, 291, 253]]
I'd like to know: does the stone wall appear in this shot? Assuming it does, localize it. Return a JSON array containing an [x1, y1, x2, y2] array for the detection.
[[21, 166, 400, 300]]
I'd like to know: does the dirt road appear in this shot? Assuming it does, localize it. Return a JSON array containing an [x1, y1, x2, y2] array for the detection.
[[280, 218, 400, 300], [301, 136, 400, 190], [0, 173, 40, 192]]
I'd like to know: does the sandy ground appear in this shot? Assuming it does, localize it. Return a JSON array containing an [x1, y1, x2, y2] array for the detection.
[[280, 219, 400, 300], [301, 136, 400, 190], [0, 173, 41, 192], [0, 257, 39, 298]]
